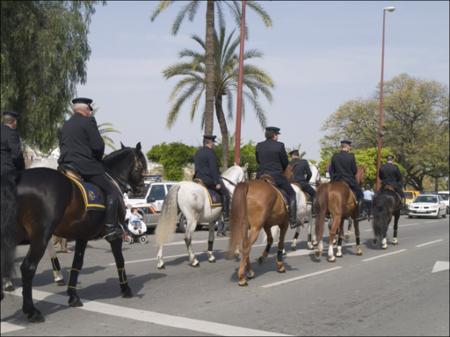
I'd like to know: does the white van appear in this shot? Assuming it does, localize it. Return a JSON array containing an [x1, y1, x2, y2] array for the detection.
[[437, 191, 449, 214]]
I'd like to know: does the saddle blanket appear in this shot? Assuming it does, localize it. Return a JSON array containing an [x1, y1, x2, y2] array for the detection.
[[66, 176, 106, 211], [206, 187, 222, 208]]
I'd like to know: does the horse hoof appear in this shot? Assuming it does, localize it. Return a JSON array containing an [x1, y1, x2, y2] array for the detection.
[[238, 280, 248, 287], [277, 266, 286, 273], [157, 261, 165, 270], [307, 243, 314, 250], [56, 279, 66, 286], [382, 244, 388, 250], [327, 256, 336, 263], [356, 247, 363, 256], [190, 260, 200, 268], [247, 271, 255, 279], [27, 309, 45, 323], [257, 256, 266, 265], [121, 287, 133, 298], [68, 296, 83, 307], [291, 245, 297, 251], [392, 238, 398, 245], [314, 251, 322, 259], [3, 284, 15, 292], [336, 252, 343, 258], [208, 256, 216, 263]]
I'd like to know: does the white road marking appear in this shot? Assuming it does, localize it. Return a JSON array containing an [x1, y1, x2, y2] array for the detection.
[[164, 237, 228, 247], [432, 261, 449, 273], [108, 252, 202, 266], [416, 239, 444, 248], [362, 249, 407, 262], [261, 267, 342, 289], [6, 289, 289, 336], [0, 322, 26, 333]]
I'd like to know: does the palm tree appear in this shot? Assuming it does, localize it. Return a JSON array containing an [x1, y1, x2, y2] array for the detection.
[[163, 28, 274, 168], [151, 0, 272, 136], [98, 122, 120, 151]]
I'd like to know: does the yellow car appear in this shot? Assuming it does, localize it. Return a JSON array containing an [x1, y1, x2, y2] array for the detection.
[[404, 190, 420, 206]]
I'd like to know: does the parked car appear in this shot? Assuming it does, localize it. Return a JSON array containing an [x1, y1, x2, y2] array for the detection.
[[408, 194, 447, 219], [127, 182, 178, 231], [437, 191, 449, 214], [404, 190, 420, 206]]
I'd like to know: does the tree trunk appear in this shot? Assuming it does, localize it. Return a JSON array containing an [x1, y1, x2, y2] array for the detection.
[[434, 177, 439, 193], [215, 95, 229, 170], [203, 0, 215, 135]]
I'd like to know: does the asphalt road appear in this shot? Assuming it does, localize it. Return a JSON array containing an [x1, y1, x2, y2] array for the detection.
[[1, 215, 449, 336]]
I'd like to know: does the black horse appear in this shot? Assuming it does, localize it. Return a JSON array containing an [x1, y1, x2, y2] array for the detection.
[[0, 142, 147, 322], [372, 185, 402, 249]]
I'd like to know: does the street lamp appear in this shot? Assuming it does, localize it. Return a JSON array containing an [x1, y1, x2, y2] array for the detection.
[[376, 6, 395, 191]]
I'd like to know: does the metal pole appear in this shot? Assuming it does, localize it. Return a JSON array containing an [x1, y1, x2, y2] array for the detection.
[[376, 10, 387, 191], [233, 0, 246, 165]]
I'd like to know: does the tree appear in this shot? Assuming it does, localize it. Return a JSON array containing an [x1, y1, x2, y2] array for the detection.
[[147, 142, 197, 181], [151, 0, 272, 136], [163, 28, 273, 169], [98, 122, 120, 151], [320, 74, 449, 191], [1, 1, 102, 153]]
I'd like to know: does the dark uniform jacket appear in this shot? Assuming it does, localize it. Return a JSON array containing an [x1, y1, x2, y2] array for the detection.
[[330, 151, 357, 184], [256, 139, 289, 177], [1, 124, 25, 176], [58, 114, 105, 176], [193, 146, 221, 187], [290, 158, 312, 185], [379, 163, 402, 187]]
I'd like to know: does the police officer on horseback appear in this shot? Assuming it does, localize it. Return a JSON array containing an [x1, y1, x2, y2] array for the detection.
[[58, 97, 123, 242], [193, 135, 230, 223], [256, 127, 298, 228], [379, 155, 405, 205], [1, 111, 25, 180], [289, 149, 316, 211], [330, 140, 365, 220]]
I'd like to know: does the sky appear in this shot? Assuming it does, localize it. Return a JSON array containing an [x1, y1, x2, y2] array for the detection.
[[76, 1, 449, 160]]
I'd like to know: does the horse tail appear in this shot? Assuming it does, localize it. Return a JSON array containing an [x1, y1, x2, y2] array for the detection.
[[372, 192, 389, 240], [314, 183, 328, 238], [228, 182, 249, 257], [1, 175, 18, 281], [155, 184, 180, 247]]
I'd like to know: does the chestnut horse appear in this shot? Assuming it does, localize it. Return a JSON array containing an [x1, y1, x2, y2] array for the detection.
[[229, 179, 289, 286], [314, 166, 365, 262]]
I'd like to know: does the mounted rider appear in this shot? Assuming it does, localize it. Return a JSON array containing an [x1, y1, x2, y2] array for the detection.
[[289, 149, 316, 215], [193, 135, 230, 223], [58, 97, 123, 242], [329, 140, 365, 220], [1, 111, 25, 180], [256, 127, 298, 228], [379, 155, 405, 205]]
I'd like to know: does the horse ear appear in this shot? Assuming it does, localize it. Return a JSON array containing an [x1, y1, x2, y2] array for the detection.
[[120, 142, 126, 149], [136, 142, 141, 151]]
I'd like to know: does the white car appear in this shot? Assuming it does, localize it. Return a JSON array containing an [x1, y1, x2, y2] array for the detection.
[[437, 191, 449, 214], [408, 194, 447, 219]]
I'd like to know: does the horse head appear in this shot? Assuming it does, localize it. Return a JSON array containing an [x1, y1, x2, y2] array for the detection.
[[103, 142, 148, 195], [222, 164, 248, 194], [356, 165, 366, 185]]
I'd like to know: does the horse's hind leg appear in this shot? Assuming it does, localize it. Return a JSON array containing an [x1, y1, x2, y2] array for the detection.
[[67, 239, 87, 307], [354, 218, 363, 256], [110, 238, 132, 298], [291, 225, 301, 251], [327, 214, 341, 262], [258, 225, 273, 264], [239, 226, 260, 285], [21, 240, 49, 322], [336, 219, 345, 258], [276, 223, 288, 273], [314, 208, 327, 259], [185, 219, 200, 267], [392, 210, 400, 245], [207, 221, 216, 263], [46, 240, 65, 285]]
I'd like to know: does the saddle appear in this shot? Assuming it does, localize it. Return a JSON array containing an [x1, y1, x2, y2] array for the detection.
[[193, 179, 222, 208], [259, 175, 289, 210], [292, 182, 312, 203], [59, 165, 106, 212]]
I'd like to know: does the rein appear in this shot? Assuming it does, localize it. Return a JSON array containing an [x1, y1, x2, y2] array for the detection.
[[221, 176, 237, 187]]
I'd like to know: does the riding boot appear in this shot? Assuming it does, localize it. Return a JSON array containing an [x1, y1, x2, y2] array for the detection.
[[356, 199, 367, 221], [310, 196, 316, 217], [222, 193, 230, 223], [289, 199, 299, 229], [103, 196, 123, 242]]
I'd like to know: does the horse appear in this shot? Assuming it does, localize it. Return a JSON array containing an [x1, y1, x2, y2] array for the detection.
[[0, 142, 147, 323], [371, 185, 402, 249], [155, 164, 247, 269], [314, 166, 365, 262], [228, 176, 291, 286]]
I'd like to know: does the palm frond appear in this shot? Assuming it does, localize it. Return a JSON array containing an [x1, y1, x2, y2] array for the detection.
[[167, 82, 201, 128], [172, 1, 198, 35], [244, 91, 267, 129], [246, 1, 273, 27], [150, 0, 173, 21], [169, 77, 201, 101], [190, 86, 205, 121]]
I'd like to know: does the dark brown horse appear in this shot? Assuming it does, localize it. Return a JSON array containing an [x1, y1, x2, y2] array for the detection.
[[0, 143, 147, 322], [314, 166, 365, 262], [229, 179, 289, 286]]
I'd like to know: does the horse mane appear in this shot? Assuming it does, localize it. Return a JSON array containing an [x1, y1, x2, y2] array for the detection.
[[103, 146, 147, 172]]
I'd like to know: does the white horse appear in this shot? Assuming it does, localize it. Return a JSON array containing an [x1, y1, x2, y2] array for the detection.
[[268, 161, 322, 251], [155, 165, 247, 269]]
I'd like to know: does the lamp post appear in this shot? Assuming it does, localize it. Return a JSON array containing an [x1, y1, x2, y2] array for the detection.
[[376, 6, 395, 191], [233, 0, 246, 165]]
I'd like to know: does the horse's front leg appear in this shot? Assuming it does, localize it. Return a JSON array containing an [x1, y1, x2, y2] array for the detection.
[[67, 239, 87, 307], [336, 219, 345, 258], [291, 225, 301, 251], [207, 221, 216, 263], [109, 238, 132, 298], [21, 239, 48, 322], [47, 241, 65, 285], [156, 245, 165, 269], [276, 223, 288, 273], [392, 210, 400, 245], [259, 226, 273, 264], [353, 218, 363, 256], [327, 215, 340, 262]]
